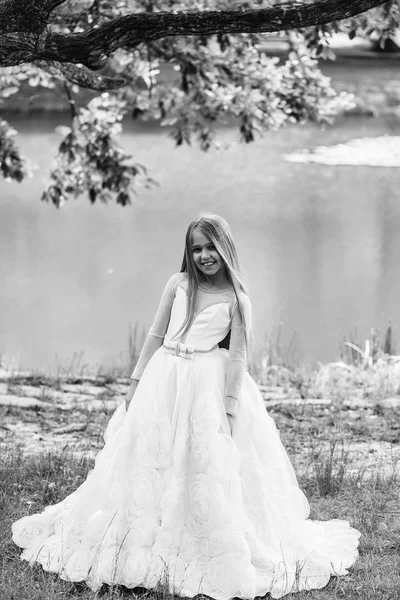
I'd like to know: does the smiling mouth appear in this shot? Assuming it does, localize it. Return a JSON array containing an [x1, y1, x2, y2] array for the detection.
[[202, 262, 215, 267]]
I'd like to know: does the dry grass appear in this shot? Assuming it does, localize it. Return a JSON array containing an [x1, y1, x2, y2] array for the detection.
[[251, 323, 400, 405]]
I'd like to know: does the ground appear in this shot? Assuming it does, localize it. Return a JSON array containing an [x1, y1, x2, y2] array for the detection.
[[1, 361, 400, 599], [1, 359, 400, 475]]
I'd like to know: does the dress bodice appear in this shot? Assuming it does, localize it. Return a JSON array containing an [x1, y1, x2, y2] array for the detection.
[[130, 272, 251, 417], [165, 283, 233, 350]]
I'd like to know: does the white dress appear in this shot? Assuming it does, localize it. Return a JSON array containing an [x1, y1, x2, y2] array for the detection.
[[12, 273, 360, 599]]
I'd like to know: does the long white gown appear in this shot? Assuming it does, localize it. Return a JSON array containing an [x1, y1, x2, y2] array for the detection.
[[12, 279, 360, 599]]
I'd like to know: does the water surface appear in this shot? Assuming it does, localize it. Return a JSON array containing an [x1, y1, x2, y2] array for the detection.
[[1, 113, 400, 371]]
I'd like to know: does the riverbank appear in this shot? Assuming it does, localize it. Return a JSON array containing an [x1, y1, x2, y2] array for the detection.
[[1, 353, 400, 475]]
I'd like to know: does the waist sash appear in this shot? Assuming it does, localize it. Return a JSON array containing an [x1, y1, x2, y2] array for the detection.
[[163, 340, 218, 359]]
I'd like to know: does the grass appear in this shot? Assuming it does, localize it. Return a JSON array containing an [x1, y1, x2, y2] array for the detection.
[[251, 324, 400, 410], [1, 431, 400, 600]]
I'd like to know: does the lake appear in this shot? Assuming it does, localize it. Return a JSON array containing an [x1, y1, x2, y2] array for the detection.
[[1, 110, 400, 373]]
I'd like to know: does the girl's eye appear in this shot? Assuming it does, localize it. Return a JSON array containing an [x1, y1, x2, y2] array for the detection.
[[192, 245, 215, 253]]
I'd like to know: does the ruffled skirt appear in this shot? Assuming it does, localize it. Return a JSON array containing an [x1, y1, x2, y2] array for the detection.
[[12, 347, 360, 599]]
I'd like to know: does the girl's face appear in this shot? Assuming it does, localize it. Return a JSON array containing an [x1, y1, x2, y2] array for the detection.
[[191, 229, 224, 278]]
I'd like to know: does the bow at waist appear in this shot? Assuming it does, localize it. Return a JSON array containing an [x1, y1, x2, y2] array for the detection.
[[163, 340, 218, 359]]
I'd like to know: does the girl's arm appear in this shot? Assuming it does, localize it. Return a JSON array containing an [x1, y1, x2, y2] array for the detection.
[[224, 294, 251, 417], [129, 272, 182, 382]]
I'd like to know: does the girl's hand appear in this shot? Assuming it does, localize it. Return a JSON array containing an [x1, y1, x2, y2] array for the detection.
[[227, 413, 235, 436], [125, 379, 139, 411]]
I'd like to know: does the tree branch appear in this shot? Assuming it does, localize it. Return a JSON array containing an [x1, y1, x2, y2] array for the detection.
[[0, 0, 387, 72], [42, 0, 68, 10], [63, 80, 78, 121], [34, 60, 126, 90], [0, 0, 68, 33]]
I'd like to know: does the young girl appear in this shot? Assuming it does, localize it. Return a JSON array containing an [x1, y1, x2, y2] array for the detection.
[[12, 214, 360, 599]]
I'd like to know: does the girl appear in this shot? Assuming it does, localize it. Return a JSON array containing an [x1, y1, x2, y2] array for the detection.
[[12, 214, 360, 599]]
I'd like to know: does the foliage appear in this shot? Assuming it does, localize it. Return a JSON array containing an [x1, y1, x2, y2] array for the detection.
[[0, 120, 30, 182], [0, 64, 55, 182], [1, 0, 400, 206], [41, 94, 156, 207]]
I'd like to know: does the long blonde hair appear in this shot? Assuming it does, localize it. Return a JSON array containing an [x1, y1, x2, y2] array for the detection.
[[171, 214, 252, 360]]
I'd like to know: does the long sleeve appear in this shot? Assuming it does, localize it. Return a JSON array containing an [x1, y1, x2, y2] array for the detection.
[[224, 293, 252, 417], [131, 273, 182, 380]]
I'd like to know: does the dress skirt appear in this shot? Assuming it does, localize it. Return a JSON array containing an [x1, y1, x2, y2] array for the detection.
[[12, 346, 360, 599]]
